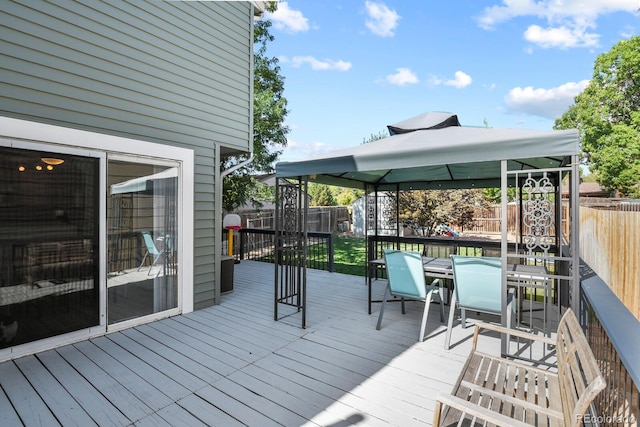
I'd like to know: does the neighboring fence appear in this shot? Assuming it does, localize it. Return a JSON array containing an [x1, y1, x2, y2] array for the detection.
[[462, 201, 571, 239], [580, 260, 639, 427], [579, 197, 640, 211], [579, 204, 640, 319]]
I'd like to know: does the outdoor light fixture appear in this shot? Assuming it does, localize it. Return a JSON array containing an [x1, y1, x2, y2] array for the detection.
[[18, 165, 25, 172]]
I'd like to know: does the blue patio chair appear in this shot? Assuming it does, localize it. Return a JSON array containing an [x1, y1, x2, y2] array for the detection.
[[445, 255, 515, 350], [376, 249, 444, 342], [138, 231, 164, 275]]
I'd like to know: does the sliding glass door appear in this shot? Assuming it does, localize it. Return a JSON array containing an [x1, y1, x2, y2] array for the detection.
[[0, 146, 100, 348], [106, 158, 179, 325]]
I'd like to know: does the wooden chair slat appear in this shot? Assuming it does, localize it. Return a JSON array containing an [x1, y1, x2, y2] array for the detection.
[[434, 309, 606, 427]]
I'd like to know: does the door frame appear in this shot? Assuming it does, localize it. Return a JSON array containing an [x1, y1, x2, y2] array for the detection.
[[0, 116, 194, 360]]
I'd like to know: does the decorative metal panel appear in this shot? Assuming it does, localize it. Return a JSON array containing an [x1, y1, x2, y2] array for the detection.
[[379, 194, 396, 231], [522, 173, 555, 254]]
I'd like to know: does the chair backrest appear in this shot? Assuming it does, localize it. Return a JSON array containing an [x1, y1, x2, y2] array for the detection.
[[383, 249, 426, 300], [141, 231, 159, 255], [555, 309, 606, 426], [450, 255, 501, 314]]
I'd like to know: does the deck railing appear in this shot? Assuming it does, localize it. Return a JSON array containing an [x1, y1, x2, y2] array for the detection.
[[235, 228, 334, 272], [580, 260, 639, 427]]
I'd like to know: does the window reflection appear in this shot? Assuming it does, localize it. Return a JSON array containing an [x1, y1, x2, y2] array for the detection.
[[107, 161, 178, 324], [0, 147, 99, 348]]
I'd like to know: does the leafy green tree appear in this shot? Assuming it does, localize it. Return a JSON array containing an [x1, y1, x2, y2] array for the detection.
[[555, 36, 640, 198], [222, 1, 289, 211], [308, 183, 337, 206], [396, 190, 447, 236], [482, 187, 517, 204], [335, 187, 364, 206], [395, 189, 486, 236]]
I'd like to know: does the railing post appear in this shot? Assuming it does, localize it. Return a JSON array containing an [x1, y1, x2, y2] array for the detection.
[[239, 229, 245, 260], [328, 234, 334, 272]]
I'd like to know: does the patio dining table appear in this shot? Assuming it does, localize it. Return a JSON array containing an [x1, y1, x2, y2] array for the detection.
[[367, 256, 550, 333]]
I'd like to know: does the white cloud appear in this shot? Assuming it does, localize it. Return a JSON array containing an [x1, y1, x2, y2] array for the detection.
[[478, 0, 638, 29], [444, 71, 473, 88], [267, 2, 309, 33], [524, 25, 599, 48], [504, 80, 590, 119], [280, 140, 338, 162], [620, 25, 637, 39], [287, 56, 352, 71], [430, 71, 472, 88], [476, 0, 638, 48], [365, 1, 400, 37], [386, 68, 419, 86]]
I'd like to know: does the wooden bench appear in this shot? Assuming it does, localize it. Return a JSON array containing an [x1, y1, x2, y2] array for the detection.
[[433, 308, 605, 427]]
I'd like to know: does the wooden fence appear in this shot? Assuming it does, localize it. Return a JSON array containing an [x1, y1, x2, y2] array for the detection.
[[579, 205, 640, 320], [460, 202, 570, 238]]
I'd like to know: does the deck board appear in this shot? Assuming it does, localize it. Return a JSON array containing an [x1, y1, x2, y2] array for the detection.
[[0, 385, 22, 427], [13, 354, 97, 427], [0, 360, 61, 426], [72, 340, 173, 412], [0, 260, 557, 426], [36, 349, 129, 427], [90, 335, 190, 402]]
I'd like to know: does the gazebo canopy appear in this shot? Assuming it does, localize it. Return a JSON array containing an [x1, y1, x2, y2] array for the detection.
[[276, 112, 580, 190]]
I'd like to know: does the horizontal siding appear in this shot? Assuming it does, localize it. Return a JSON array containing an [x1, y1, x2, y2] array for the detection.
[[1, 0, 253, 309], [0, 0, 252, 152]]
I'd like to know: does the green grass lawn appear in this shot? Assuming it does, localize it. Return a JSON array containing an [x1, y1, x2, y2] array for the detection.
[[332, 235, 367, 276]]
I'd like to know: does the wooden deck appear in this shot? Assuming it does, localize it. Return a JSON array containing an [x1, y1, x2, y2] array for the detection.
[[0, 261, 555, 426]]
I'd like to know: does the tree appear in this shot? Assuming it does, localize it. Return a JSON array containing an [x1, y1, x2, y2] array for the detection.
[[362, 129, 389, 144], [335, 187, 364, 206], [555, 36, 640, 198], [395, 189, 487, 236], [308, 183, 337, 206], [482, 187, 517, 204], [222, 2, 290, 211]]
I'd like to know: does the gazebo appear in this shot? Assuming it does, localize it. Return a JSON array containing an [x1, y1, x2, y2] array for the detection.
[[274, 112, 580, 353]]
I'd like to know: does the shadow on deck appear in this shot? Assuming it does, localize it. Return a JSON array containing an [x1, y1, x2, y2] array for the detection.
[[0, 260, 557, 426]]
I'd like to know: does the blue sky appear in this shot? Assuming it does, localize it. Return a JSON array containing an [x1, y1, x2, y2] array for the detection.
[[263, 0, 639, 162]]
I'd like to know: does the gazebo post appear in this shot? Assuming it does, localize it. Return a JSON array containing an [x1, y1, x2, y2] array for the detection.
[[500, 160, 509, 355], [570, 154, 580, 315], [395, 184, 400, 250]]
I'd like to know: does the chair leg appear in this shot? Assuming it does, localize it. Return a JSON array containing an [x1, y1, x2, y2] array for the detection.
[[438, 285, 445, 323], [148, 252, 164, 276], [444, 292, 457, 350], [461, 308, 467, 329], [376, 285, 391, 331], [429, 278, 445, 322], [137, 251, 149, 271], [506, 290, 516, 353], [419, 291, 433, 342]]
